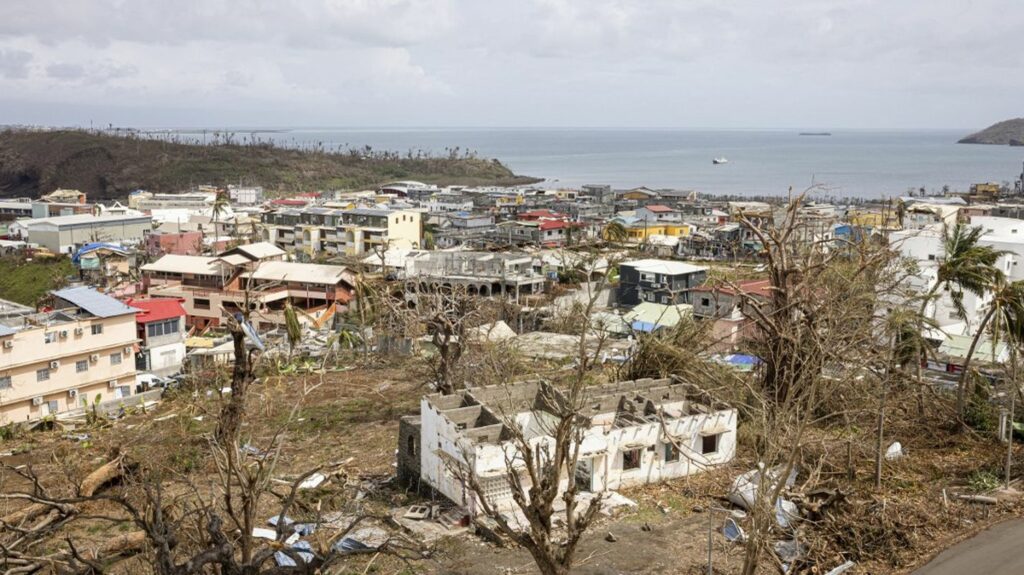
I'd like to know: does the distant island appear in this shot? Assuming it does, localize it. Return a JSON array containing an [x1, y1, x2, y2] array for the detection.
[[958, 118, 1024, 146], [0, 128, 541, 200]]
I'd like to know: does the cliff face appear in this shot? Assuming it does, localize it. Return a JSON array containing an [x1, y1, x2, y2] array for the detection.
[[958, 118, 1024, 146], [0, 129, 540, 200]]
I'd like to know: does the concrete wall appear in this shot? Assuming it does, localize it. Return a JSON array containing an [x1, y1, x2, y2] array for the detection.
[[0, 314, 138, 424], [387, 210, 423, 249]]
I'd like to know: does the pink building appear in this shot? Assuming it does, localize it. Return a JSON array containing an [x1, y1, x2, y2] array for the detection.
[[146, 231, 204, 257]]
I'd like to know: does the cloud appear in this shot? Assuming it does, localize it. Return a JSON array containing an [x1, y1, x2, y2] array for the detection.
[[0, 48, 31, 79], [0, 0, 1021, 128]]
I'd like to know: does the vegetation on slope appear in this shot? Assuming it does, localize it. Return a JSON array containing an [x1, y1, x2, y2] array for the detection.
[[0, 256, 73, 305], [0, 128, 541, 200], [959, 118, 1024, 145]]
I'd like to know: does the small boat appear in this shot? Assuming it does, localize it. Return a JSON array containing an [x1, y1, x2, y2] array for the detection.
[[713, 157, 728, 165]]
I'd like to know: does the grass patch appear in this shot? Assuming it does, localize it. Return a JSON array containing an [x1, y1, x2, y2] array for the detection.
[[0, 256, 74, 305]]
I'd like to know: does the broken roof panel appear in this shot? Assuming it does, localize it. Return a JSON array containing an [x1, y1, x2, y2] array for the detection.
[[51, 287, 138, 318]]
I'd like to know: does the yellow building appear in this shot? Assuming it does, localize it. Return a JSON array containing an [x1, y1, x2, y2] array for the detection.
[[0, 288, 138, 424], [847, 209, 901, 230], [607, 219, 694, 243]]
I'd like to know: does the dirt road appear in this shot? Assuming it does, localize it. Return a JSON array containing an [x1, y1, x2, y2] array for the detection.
[[912, 519, 1024, 575]]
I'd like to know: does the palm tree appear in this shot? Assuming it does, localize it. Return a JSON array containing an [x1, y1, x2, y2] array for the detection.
[[912, 224, 1005, 424], [956, 279, 1024, 428], [602, 221, 628, 246], [208, 191, 229, 254], [918, 224, 1006, 324]]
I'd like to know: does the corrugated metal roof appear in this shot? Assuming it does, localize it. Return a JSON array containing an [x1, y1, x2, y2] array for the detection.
[[246, 261, 352, 286], [142, 254, 224, 275], [0, 324, 16, 337], [51, 287, 138, 318]]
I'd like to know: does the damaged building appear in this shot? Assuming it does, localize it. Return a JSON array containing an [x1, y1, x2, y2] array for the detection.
[[398, 377, 736, 515]]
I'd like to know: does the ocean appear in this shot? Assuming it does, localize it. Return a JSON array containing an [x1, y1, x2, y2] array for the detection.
[[164, 128, 1024, 200]]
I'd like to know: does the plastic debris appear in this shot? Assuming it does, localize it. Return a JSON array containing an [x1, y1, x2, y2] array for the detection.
[[274, 540, 313, 567], [884, 441, 904, 460], [241, 444, 267, 458], [729, 464, 798, 510], [332, 527, 389, 554], [775, 498, 800, 529], [293, 523, 317, 536], [722, 518, 746, 543], [774, 539, 807, 563], [267, 515, 294, 527], [825, 560, 856, 575], [251, 527, 277, 540], [298, 472, 326, 489]]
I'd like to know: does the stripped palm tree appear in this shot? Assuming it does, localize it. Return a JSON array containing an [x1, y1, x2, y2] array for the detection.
[[208, 190, 230, 254], [956, 279, 1024, 428], [283, 298, 303, 360]]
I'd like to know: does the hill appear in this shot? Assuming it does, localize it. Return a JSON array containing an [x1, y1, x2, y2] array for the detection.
[[0, 255, 73, 305], [0, 129, 541, 200], [958, 118, 1024, 145]]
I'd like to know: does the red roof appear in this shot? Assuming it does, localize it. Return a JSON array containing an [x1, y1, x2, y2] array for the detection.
[[270, 198, 309, 206], [538, 220, 570, 231], [644, 205, 674, 213], [125, 298, 187, 324]]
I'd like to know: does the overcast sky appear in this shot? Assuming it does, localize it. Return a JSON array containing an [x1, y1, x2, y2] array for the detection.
[[0, 0, 1019, 130]]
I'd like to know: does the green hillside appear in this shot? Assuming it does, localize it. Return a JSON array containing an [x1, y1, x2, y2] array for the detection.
[[0, 128, 541, 200]]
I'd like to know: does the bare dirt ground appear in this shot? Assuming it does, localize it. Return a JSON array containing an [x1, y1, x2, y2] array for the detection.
[[2, 356, 1023, 574]]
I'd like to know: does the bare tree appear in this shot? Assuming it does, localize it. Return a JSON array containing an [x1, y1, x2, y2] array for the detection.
[[731, 191, 899, 574], [379, 282, 487, 394], [452, 254, 613, 575]]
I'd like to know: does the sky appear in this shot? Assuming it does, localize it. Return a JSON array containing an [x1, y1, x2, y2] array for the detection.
[[0, 0, 1020, 130]]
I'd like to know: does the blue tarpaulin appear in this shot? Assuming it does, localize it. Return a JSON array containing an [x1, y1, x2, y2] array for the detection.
[[71, 242, 128, 265]]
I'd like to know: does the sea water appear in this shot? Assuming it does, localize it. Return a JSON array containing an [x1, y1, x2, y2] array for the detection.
[[162, 127, 1024, 200]]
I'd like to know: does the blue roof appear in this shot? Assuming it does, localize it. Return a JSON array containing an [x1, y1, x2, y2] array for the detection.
[[71, 242, 128, 265], [0, 325, 16, 337], [724, 354, 761, 365], [631, 320, 667, 333], [50, 287, 137, 318]]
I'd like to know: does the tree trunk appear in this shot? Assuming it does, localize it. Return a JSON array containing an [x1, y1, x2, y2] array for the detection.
[[915, 283, 941, 417], [216, 328, 248, 445], [956, 305, 997, 431], [875, 379, 887, 490]]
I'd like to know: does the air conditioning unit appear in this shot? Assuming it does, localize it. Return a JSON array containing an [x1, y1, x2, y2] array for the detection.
[[123, 346, 133, 355], [49, 360, 60, 370], [59, 330, 68, 339], [108, 380, 119, 389], [2, 340, 12, 349], [68, 389, 78, 399], [31, 396, 43, 406], [74, 327, 84, 336], [89, 354, 99, 363]]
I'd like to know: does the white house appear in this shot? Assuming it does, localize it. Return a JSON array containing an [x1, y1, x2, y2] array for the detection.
[[401, 377, 736, 516], [888, 226, 1007, 338]]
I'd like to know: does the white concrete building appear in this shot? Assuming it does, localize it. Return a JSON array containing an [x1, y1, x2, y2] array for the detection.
[[889, 224, 1013, 337], [21, 214, 152, 254], [402, 377, 736, 515]]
